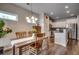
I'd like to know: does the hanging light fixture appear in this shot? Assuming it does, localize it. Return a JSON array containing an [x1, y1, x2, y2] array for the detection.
[[26, 3, 38, 24]]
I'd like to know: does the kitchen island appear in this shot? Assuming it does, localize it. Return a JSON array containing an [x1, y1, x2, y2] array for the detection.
[[54, 29, 68, 47]]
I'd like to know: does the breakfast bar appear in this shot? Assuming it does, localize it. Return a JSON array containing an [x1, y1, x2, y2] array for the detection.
[[54, 28, 68, 47]]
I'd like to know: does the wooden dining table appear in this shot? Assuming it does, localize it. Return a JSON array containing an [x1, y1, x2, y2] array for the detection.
[[11, 37, 36, 55], [11, 36, 48, 55]]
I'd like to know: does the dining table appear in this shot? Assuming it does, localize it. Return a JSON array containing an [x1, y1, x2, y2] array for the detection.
[[11, 36, 48, 55], [11, 37, 35, 55]]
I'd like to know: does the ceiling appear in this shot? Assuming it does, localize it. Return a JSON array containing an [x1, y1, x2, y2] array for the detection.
[[14, 3, 79, 20]]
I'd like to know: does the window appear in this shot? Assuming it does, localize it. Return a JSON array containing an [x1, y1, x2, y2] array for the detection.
[[0, 10, 18, 21]]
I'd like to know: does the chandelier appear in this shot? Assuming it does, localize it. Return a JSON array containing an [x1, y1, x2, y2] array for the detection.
[[26, 3, 38, 24]]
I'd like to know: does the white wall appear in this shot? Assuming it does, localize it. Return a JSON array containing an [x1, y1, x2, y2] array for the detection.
[[39, 13, 50, 37], [39, 13, 45, 33], [44, 14, 50, 37], [0, 3, 39, 39]]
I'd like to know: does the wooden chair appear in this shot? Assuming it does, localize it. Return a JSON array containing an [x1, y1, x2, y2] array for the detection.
[[29, 38, 43, 55], [15, 32, 27, 39], [15, 32, 28, 53], [28, 31, 32, 37], [29, 33, 45, 55]]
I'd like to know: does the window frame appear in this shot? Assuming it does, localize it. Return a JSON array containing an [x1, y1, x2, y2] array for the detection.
[[0, 10, 18, 21]]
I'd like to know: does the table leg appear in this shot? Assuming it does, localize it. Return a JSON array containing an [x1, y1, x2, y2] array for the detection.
[[19, 47, 22, 55], [0, 47, 4, 55], [13, 45, 15, 55]]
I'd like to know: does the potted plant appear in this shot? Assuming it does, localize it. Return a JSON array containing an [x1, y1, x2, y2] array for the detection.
[[32, 27, 37, 38], [0, 19, 12, 38]]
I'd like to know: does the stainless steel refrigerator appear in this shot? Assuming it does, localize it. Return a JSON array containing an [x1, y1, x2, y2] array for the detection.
[[68, 23, 78, 40]]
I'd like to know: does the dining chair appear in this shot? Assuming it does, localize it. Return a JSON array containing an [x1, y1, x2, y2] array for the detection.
[[28, 31, 32, 37], [29, 33, 47, 55], [29, 38, 43, 55], [15, 32, 28, 53], [15, 32, 27, 39]]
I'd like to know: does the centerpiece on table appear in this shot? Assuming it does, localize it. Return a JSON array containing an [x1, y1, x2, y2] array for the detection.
[[32, 27, 37, 38], [0, 19, 12, 38]]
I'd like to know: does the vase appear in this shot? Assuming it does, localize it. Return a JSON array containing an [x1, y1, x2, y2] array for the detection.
[[32, 33, 36, 38]]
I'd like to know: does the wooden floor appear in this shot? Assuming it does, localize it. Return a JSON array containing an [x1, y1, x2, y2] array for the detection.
[[45, 39, 79, 55], [4, 39, 79, 55]]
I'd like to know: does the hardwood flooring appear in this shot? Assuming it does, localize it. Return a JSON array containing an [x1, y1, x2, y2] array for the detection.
[[45, 39, 79, 55], [4, 39, 79, 55]]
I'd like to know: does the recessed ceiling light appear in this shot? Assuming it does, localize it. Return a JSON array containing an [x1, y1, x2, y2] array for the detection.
[[50, 12, 54, 15], [65, 5, 69, 9], [70, 14, 74, 16], [66, 11, 70, 13], [56, 17, 59, 19]]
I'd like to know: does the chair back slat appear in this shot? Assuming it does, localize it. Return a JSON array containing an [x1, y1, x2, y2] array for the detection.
[[28, 31, 32, 37], [16, 32, 27, 39]]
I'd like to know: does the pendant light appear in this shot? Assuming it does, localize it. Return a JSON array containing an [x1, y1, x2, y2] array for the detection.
[[26, 3, 38, 24]]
